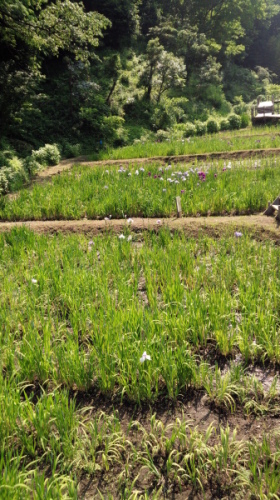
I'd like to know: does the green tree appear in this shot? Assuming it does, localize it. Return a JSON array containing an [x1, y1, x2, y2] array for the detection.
[[84, 0, 141, 48], [0, 1, 110, 63], [149, 0, 279, 61], [0, 1, 110, 136], [140, 38, 186, 102]]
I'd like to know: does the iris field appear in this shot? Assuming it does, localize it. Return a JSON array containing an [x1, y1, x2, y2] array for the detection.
[[1, 227, 280, 498], [1, 157, 280, 221], [1, 143, 280, 498]]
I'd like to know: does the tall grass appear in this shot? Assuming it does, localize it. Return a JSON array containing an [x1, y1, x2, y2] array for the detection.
[[1, 156, 280, 220], [94, 127, 280, 161]]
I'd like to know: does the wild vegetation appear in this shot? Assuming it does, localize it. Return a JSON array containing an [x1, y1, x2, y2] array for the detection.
[[1, 0, 280, 166]]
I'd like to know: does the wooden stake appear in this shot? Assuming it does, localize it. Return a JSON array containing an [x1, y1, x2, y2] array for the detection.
[[176, 196, 182, 218]]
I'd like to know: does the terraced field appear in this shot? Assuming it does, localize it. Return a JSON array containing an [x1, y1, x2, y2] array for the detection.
[[1, 146, 280, 499], [1, 156, 280, 221]]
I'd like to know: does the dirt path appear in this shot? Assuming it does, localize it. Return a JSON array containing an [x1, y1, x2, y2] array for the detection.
[[0, 214, 279, 240], [38, 148, 280, 178]]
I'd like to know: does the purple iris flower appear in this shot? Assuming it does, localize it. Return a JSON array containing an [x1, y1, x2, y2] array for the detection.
[[198, 171, 206, 181]]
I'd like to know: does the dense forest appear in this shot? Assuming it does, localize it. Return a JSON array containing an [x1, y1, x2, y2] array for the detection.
[[1, 0, 280, 167]]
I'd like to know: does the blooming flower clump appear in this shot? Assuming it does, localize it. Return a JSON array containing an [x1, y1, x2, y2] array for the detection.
[[198, 171, 206, 181]]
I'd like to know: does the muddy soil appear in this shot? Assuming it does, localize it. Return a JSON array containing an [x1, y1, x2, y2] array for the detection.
[[75, 385, 280, 499]]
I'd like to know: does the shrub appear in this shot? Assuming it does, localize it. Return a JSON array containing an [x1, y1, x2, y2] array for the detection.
[[101, 116, 128, 146], [184, 123, 196, 137], [152, 97, 189, 130], [228, 114, 241, 130], [0, 156, 27, 194], [233, 103, 249, 116], [173, 123, 186, 132], [24, 156, 42, 176], [220, 119, 229, 131], [0, 167, 10, 195], [240, 113, 250, 128], [31, 144, 61, 166], [63, 143, 81, 158], [224, 64, 263, 102], [207, 119, 219, 134], [156, 129, 170, 141], [7, 157, 27, 190], [195, 121, 207, 136], [0, 145, 15, 168], [203, 84, 224, 108], [170, 125, 185, 140], [133, 131, 154, 145], [152, 106, 172, 130]]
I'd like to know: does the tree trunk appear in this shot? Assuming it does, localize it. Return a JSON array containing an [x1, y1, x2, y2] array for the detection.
[[106, 79, 117, 105]]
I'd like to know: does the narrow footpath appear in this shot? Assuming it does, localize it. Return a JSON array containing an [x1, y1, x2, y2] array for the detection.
[[0, 215, 279, 241]]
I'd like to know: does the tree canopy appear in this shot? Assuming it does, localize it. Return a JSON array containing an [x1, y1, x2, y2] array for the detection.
[[0, 1, 110, 61], [1, 0, 280, 154]]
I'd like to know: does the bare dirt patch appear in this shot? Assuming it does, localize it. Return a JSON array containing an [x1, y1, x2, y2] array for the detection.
[[71, 386, 280, 441]]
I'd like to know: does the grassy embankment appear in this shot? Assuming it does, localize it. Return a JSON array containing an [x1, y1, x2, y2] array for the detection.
[[94, 125, 280, 161]]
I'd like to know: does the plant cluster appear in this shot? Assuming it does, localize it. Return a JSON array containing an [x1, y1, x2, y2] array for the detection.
[[30, 144, 61, 167], [0, 143, 61, 195], [2, 229, 280, 396]]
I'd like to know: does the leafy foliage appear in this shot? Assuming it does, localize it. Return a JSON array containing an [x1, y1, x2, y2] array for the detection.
[[1, 0, 280, 157], [207, 119, 219, 134], [228, 114, 242, 130], [0, 1, 110, 61], [31, 144, 61, 167]]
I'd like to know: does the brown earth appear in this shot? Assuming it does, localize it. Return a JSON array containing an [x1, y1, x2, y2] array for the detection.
[[37, 147, 280, 179], [0, 214, 279, 241]]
